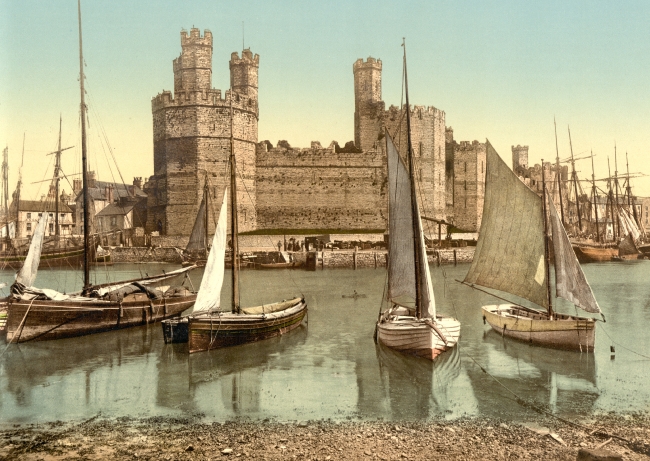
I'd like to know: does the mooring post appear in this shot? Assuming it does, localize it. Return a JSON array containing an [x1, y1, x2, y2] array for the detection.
[[453, 249, 457, 266]]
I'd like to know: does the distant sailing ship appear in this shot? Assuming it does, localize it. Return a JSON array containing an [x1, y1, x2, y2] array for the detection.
[[463, 142, 605, 352], [374, 40, 460, 361]]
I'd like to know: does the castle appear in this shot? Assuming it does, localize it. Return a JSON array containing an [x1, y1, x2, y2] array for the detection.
[[147, 28, 494, 238]]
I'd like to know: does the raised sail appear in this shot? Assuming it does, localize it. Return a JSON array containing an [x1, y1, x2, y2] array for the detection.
[[15, 212, 49, 287], [547, 194, 602, 315], [186, 193, 207, 254], [464, 141, 548, 309], [192, 189, 228, 313], [386, 133, 434, 316]]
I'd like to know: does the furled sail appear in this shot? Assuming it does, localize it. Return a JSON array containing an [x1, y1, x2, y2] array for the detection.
[[386, 133, 435, 317], [15, 212, 49, 287], [547, 191, 603, 315], [186, 193, 207, 254], [463, 141, 548, 309], [192, 189, 228, 313], [620, 208, 641, 242], [618, 232, 639, 256]]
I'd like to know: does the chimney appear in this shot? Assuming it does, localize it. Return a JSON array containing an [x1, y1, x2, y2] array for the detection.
[[133, 177, 143, 189], [88, 171, 97, 188], [105, 184, 114, 203], [73, 179, 82, 195]]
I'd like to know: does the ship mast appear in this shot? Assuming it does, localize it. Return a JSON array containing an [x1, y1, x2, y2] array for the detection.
[[553, 118, 565, 225], [402, 38, 423, 319], [541, 160, 553, 319], [2, 146, 9, 245], [78, 0, 90, 293], [591, 152, 600, 243], [567, 126, 582, 232], [229, 96, 240, 314]]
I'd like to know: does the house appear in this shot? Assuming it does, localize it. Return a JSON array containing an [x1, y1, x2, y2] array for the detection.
[[74, 174, 147, 244], [11, 199, 74, 239]]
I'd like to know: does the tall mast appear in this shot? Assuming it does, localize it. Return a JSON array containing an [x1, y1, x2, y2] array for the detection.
[[203, 173, 209, 259], [402, 38, 422, 319], [614, 145, 620, 236], [78, 0, 90, 293], [16, 134, 24, 238], [229, 95, 240, 314], [591, 152, 600, 243], [625, 151, 638, 225], [47, 117, 73, 237], [553, 118, 565, 225], [607, 156, 616, 240], [567, 126, 582, 232], [541, 160, 553, 319], [2, 146, 9, 244]]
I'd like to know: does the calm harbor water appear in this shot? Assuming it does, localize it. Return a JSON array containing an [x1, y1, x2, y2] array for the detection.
[[1, 261, 649, 424]]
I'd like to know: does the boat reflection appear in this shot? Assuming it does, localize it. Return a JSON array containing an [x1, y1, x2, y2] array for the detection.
[[1, 325, 157, 409], [156, 324, 309, 416], [473, 329, 598, 415], [374, 342, 478, 419]]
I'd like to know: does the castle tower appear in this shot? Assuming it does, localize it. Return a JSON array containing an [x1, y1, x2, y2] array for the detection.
[[174, 28, 213, 92], [230, 49, 259, 97], [353, 58, 384, 151], [150, 28, 259, 237], [512, 145, 529, 176]]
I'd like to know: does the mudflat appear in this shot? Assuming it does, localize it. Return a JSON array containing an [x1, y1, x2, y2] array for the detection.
[[1, 414, 648, 460]]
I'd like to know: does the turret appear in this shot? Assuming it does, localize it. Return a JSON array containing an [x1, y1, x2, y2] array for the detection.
[[512, 145, 529, 176], [353, 57, 383, 151], [230, 49, 259, 98], [173, 28, 213, 93]]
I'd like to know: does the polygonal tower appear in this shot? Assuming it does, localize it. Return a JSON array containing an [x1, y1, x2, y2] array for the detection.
[[230, 49, 259, 98], [150, 28, 259, 238], [353, 57, 384, 152]]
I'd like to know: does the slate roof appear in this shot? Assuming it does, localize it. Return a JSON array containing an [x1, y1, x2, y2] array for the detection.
[[16, 200, 73, 213], [95, 203, 135, 217]]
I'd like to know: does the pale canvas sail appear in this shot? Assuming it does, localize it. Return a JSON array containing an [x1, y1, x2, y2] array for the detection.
[[464, 141, 549, 309], [386, 133, 435, 316], [16, 212, 49, 287], [547, 192, 603, 315], [387, 133, 417, 308], [417, 206, 436, 318], [186, 194, 207, 253], [618, 232, 638, 256], [192, 189, 228, 313]]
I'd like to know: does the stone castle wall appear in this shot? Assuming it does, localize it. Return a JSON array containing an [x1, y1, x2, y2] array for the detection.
[[255, 142, 387, 230], [452, 140, 486, 232]]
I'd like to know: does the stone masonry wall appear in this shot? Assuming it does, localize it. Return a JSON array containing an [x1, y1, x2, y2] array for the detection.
[[452, 140, 486, 232], [255, 142, 387, 230]]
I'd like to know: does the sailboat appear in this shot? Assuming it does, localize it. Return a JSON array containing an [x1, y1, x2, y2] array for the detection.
[[4, 0, 197, 343], [181, 178, 210, 268], [183, 99, 307, 354], [374, 41, 460, 361], [463, 142, 605, 352]]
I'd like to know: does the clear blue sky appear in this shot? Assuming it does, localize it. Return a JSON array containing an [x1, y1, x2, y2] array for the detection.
[[1, 0, 649, 199]]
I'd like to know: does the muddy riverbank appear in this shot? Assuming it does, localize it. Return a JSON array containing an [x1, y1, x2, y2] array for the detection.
[[1, 414, 648, 460]]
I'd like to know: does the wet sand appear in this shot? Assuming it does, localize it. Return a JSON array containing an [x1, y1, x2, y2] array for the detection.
[[1, 414, 648, 460]]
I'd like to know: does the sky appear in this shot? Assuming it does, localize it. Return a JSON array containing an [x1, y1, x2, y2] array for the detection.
[[1, 0, 649, 200]]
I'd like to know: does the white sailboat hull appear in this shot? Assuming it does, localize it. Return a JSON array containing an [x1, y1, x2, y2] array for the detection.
[[482, 304, 596, 352], [377, 315, 460, 361]]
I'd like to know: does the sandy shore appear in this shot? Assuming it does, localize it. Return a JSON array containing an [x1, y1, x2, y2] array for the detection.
[[1, 414, 648, 460]]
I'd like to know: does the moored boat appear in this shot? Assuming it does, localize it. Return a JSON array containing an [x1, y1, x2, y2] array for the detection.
[[463, 142, 605, 352], [375, 40, 460, 361]]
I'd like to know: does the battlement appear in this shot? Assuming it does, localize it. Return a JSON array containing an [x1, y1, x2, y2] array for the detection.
[[230, 49, 260, 66], [180, 28, 212, 47], [353, 57, 382, 72], [385, 104, 444, 119], [457, 140, 483, 150], [152, 88, 258, 114]]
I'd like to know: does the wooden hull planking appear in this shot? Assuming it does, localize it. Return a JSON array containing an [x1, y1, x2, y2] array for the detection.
[[0, 247, 85, 271], [6, 293, 197, 343], [482, 304, 595, 352], [188, 299, 307, 353], [572, 245, 618, 263], [376, 316, 461, 361]]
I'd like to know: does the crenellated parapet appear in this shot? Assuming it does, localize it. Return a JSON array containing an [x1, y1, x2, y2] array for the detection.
[[230, 49, 259, 98], [152, 88, 258, 117], [353, 57, 382, 72], [180, 28, 212, 47], [385, 104, 444, 121]]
